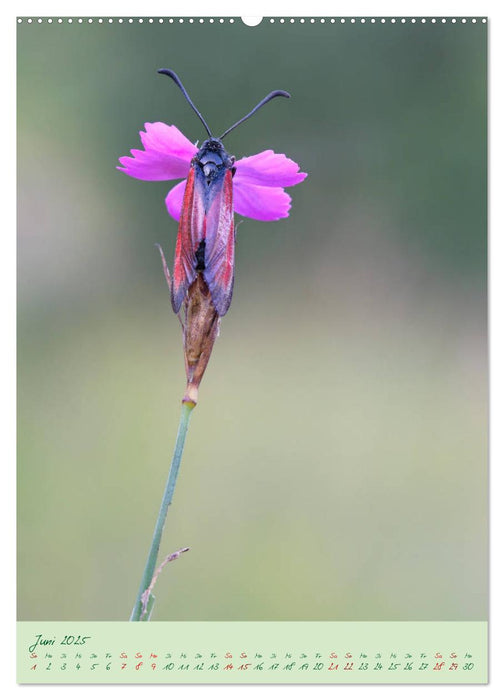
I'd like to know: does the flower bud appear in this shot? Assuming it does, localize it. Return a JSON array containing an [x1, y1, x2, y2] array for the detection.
[[181, 273, 220, 406]]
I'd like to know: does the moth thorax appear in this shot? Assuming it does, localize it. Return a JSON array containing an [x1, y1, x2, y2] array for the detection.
[[202, 162, 218, 179]]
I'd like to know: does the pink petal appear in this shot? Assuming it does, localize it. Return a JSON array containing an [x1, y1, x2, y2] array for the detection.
[[165, 179, 187, 221], [233, 181, 292, 221], [117, 123, 197, 181], [139, 122, 197, 159], [234, 150, 307, 187]]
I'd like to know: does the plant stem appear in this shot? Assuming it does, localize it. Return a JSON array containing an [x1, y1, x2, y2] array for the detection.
[[130, 401, 195, 621]]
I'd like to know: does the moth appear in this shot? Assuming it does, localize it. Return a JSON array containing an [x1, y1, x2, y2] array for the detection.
[[158, 69, 290, 317]]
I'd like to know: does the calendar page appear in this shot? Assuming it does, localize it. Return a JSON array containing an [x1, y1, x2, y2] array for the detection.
[[17, 13, 488, 685]]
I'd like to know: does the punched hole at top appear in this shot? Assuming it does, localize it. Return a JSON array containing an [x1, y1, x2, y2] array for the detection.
[[241, 17, 263, 26]]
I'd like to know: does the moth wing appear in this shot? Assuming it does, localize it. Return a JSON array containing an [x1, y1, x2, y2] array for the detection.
[[171, 168, 204, 313], [203, 169, 235, 316]]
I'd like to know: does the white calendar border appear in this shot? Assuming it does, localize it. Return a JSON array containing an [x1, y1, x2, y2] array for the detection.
[[5, 1, 501, 698]]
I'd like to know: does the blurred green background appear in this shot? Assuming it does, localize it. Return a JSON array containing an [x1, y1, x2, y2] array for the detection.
[[17, 18, 487, 621]]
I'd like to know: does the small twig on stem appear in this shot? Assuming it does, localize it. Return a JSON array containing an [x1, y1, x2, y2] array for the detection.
[[140, 547, 190, 621]]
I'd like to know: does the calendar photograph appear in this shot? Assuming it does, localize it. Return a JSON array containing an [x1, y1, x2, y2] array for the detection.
[[17, 14, 488, 684]]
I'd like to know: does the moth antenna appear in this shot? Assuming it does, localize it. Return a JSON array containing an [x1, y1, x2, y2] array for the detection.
[[219, 90, 290, 140], [158, 69, 212, 138]]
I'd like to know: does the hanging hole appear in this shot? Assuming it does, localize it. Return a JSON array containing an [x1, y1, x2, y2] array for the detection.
[[241, 17, 263, 27]]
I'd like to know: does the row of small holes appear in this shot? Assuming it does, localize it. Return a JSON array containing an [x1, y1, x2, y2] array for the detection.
[[17, 17, 488, 24], [271, 18, 486, 24], [17, 18, 237, 24]]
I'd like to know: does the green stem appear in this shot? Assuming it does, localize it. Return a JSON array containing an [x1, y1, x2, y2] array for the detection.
[[130, 401, 194, 621]]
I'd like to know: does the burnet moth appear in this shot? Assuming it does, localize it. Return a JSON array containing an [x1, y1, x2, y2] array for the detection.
[[157, 69, 290, 317]]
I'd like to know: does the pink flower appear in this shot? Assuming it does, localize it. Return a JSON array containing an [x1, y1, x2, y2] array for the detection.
[[117, 122, 307, 222]]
